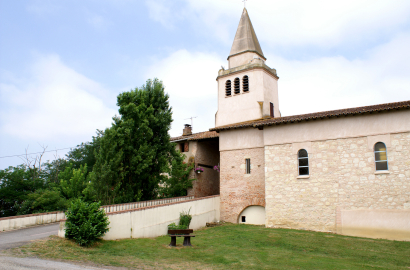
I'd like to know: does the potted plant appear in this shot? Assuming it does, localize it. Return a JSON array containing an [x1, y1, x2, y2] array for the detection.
[[213, 165, 220, 172], [194, 166, 204, 174]]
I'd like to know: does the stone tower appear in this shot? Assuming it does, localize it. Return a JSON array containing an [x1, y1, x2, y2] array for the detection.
[[215, 8, 280, 127]]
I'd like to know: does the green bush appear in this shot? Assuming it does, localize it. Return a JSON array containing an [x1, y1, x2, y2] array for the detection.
[[179, 208, 192, 229], [167, 222, 187, 230], [65, 199, 110, 247]]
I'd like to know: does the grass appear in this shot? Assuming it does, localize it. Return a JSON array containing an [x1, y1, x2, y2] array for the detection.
[[13, 223, 410, 269]]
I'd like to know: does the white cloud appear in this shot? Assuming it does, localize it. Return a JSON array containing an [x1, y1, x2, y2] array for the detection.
[[270, 33, 410, 116], [150, 0, 410, 49], [144, 31, 410, 135], [0, 54, 117, 141], [144, 0, 185, 29], [145, 49, 223, 137]]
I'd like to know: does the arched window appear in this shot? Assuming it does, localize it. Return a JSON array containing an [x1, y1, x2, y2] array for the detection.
[[298, 149, 309, 175], [243, 75, 249, 92], [234, 77, 240, 94], [374, 142, 388, 171], [225, 80, 231, 96]]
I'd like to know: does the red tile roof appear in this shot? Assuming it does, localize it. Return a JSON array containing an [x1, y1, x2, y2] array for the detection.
[[170, 130, 219, 142], [210, 100, 410, 131]]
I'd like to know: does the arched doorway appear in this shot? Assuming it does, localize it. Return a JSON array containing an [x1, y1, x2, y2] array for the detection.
[[238, 205, 265, 225]]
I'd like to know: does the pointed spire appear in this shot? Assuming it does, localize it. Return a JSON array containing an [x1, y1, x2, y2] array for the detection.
[[228, 8, 265, 60]]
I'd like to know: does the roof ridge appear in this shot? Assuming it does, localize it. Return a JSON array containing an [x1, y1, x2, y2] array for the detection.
[[211, 99, 410, 131]]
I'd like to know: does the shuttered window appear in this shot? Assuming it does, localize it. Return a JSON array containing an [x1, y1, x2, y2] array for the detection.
[[245, 158, 251, 174], [234, 78, 240, 94], [270, 102, 274, 117], [225, 80, 231, 96], [243, 75, 249, 92]]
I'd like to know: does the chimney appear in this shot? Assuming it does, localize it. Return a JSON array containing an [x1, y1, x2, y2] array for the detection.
[[183, 124, 192, 136]]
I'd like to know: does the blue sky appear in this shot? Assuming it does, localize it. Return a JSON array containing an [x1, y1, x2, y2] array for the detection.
[[1, 0, 410, 169]]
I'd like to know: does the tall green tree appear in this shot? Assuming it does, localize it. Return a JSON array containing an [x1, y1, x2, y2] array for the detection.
[[92, 78, 176, 204]]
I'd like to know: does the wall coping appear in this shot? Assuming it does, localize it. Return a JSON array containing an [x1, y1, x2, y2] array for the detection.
[[0, 211, 63, 221], [0, 196, 195, 221], [59, 195, 220, 221], [100, 195, 193, 208], [104, 195, 220, 216]]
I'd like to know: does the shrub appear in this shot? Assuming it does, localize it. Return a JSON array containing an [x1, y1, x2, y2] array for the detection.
[[18, 189, 67, 215], [167, 222, 187, 230], [179, 208, 192, 229], [65, 199, 110, 247]]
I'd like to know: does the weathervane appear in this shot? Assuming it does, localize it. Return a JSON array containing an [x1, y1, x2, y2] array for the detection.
[[243, 0, 247, 8]]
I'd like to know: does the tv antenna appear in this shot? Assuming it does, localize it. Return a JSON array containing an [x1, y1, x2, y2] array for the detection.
[[184, 116, 197, 127]]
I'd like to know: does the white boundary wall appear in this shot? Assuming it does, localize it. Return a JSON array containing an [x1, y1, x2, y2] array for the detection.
[[0, 196, 193, 232], [0, 212, 66, 232], [58, 195, 220, 240]]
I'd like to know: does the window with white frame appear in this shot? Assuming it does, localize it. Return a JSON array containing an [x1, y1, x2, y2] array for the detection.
[[298, 149, 309, 175], [374, 142, 388, 171]]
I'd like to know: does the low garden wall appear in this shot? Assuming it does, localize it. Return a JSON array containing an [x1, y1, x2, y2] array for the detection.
[[0, 211, 65, 232], [0, 196, 194, 232], [58, 195, 220, 240]]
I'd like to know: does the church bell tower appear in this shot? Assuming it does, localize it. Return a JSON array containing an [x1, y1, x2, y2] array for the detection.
[[215, 8, 280, 127]]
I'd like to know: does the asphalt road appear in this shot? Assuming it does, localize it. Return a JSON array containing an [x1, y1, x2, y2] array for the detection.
[[0, 255, 113, 270], [0, 224, 124, 269], [0, 223, 60, 250]]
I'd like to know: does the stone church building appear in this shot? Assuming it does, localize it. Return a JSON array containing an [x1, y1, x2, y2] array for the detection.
[[172, 8, 410, 240]]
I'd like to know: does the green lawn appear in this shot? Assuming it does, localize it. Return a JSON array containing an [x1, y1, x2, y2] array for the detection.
[[18, 223, 410, 269]]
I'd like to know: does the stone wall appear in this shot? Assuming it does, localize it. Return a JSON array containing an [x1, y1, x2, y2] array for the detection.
[[265, 132, 410, 236], [220, 147, 265, 223]]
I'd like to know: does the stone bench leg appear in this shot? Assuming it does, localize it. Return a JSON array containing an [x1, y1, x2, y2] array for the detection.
[[183, 236, 192, 246], [169, 236, 176, 247]]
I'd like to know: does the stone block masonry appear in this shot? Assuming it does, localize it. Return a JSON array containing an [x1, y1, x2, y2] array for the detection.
[[265, 131, 410, 240], [220, 147, 265, 223]]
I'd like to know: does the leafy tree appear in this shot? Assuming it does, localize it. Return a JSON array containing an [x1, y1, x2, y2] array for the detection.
[[0, 165, 46, 217], [159, 150, 195, 198], [42, 158, 70, 185], [65, 137, 101, 174], [59, 163, 93, 201], [18, 189, 67, 215], [65, 199, 110, 247], [92, 78, 176, 203]]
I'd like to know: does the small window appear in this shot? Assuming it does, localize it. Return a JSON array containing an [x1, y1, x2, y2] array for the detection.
[[225, 80, 231, 96], [179, 142, 188, 152], [374, 142, 388, 171], [270, 102, 274, 117], [234, 77, 240, 94], [241, 216, 246, 222], [298, 149, 309, 175], [245, 158, 251, 174], [242, 75, 249, 92]]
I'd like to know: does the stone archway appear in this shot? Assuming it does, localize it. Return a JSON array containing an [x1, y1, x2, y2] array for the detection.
[[237, 205, 266, 225]]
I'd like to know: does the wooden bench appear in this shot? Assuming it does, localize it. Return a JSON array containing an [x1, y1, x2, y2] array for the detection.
[[168, 229, 195, 247]]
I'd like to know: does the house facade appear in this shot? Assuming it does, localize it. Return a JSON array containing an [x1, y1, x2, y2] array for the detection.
[[173, 8, 410, 241]]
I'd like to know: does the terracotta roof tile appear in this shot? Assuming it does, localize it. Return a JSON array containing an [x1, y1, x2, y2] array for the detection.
[[170, 131, 219, 142], [210, 100, 410, 131]]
